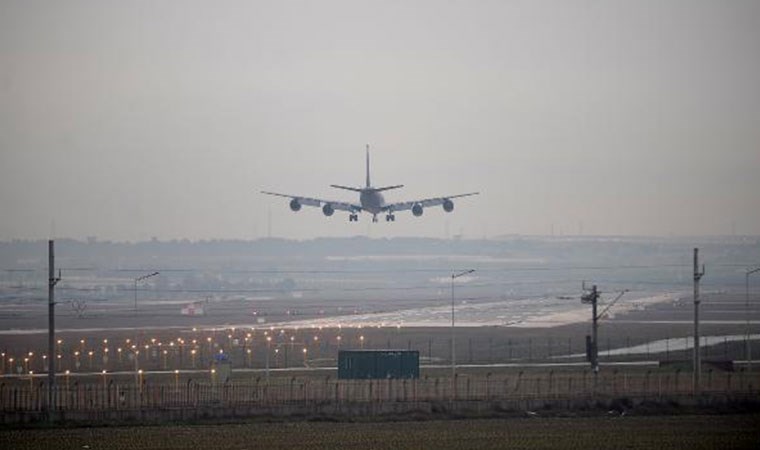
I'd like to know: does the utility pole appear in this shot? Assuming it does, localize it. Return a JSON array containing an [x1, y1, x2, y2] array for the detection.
[[582, 284, 600, 373], [451, 269, 474, 400], [747, 267, 760, 373], [582, 284, 627, 374], [693, 248, 705, 393], [48, 240, 61, 418]]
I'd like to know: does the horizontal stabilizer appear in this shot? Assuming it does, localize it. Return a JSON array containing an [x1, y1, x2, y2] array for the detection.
[[330, 184, 363, 192], [374, 184, 404, 192]]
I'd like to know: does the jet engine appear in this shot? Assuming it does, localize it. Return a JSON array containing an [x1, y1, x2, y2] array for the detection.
[[442, 199, 454, 212], [289, 199, 302, 211], [412, 203, 423, 217], [322, 204, 335, 216]]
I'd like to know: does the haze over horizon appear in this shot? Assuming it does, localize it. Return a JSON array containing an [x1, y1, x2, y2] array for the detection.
[[2, 1, 759, 242]]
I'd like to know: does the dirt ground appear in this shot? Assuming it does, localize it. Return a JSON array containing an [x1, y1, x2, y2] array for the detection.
[[3, 414, 759, 449]]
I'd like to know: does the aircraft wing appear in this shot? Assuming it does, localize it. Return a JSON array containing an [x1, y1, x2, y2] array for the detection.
[[385, 192, 479, 212], [261, 191, 362, 212]]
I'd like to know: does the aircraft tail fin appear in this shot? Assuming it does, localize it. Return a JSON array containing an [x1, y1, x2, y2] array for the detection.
[[330, 145, 401, 193], [366, 144, 371, 188]]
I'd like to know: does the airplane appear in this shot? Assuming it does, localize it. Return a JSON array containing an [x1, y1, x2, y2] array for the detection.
[[261, 145, 479, 223]]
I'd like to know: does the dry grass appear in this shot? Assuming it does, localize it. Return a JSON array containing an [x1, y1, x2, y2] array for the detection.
[[3, 414, 759, 449]]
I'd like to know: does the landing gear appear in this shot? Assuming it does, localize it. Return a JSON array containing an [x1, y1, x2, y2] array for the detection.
[[372, 214, 378, 223], [385, 214, 395, 222], [348, 214, 358, 222]]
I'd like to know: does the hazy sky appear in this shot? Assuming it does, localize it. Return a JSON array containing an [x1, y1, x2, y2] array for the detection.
[[1, 0, 759, 241]]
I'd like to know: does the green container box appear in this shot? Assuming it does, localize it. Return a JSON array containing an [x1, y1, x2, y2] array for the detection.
[[338, 350, 419, 379]]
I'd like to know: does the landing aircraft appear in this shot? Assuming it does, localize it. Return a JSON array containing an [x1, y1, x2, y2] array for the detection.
[[261, 146, 479, 222]]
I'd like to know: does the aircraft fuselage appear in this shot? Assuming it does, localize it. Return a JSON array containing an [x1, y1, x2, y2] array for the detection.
[[359, 189, 385, 214]]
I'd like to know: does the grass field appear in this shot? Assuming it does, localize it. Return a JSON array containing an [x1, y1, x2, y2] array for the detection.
[[3, 414, 759, 449]]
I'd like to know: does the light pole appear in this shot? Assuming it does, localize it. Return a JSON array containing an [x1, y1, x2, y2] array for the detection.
[[134, 272, 159, 314], [451, 269, 475, 393], [265, 336, 272, 382], [747, 267, 760, 372], [692, 248, 705, 393], [133, 350, 140, 390]]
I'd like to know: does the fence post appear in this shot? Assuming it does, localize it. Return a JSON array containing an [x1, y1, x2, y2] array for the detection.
[[645, 370, 651, 395], [675, 369, 680, 393], [528, 338, 532, 361], [516, 371, 523, 394], [485, 372, 491, 400], [666, 338, 669, 361], [187, 379, 194, 408], [660, 374, 666, 399], [623, 372, 627, 394], [548, 371, 554, 397], [582, 370, 587, 395]]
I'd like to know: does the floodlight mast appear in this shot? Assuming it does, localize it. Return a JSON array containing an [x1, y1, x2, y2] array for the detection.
[[47, 240, 61, 420], [451, 269, 474, 399], [746, 267, 760, 372]]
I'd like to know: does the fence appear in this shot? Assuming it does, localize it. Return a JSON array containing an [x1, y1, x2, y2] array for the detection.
[[2, 370, 757, 416]]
